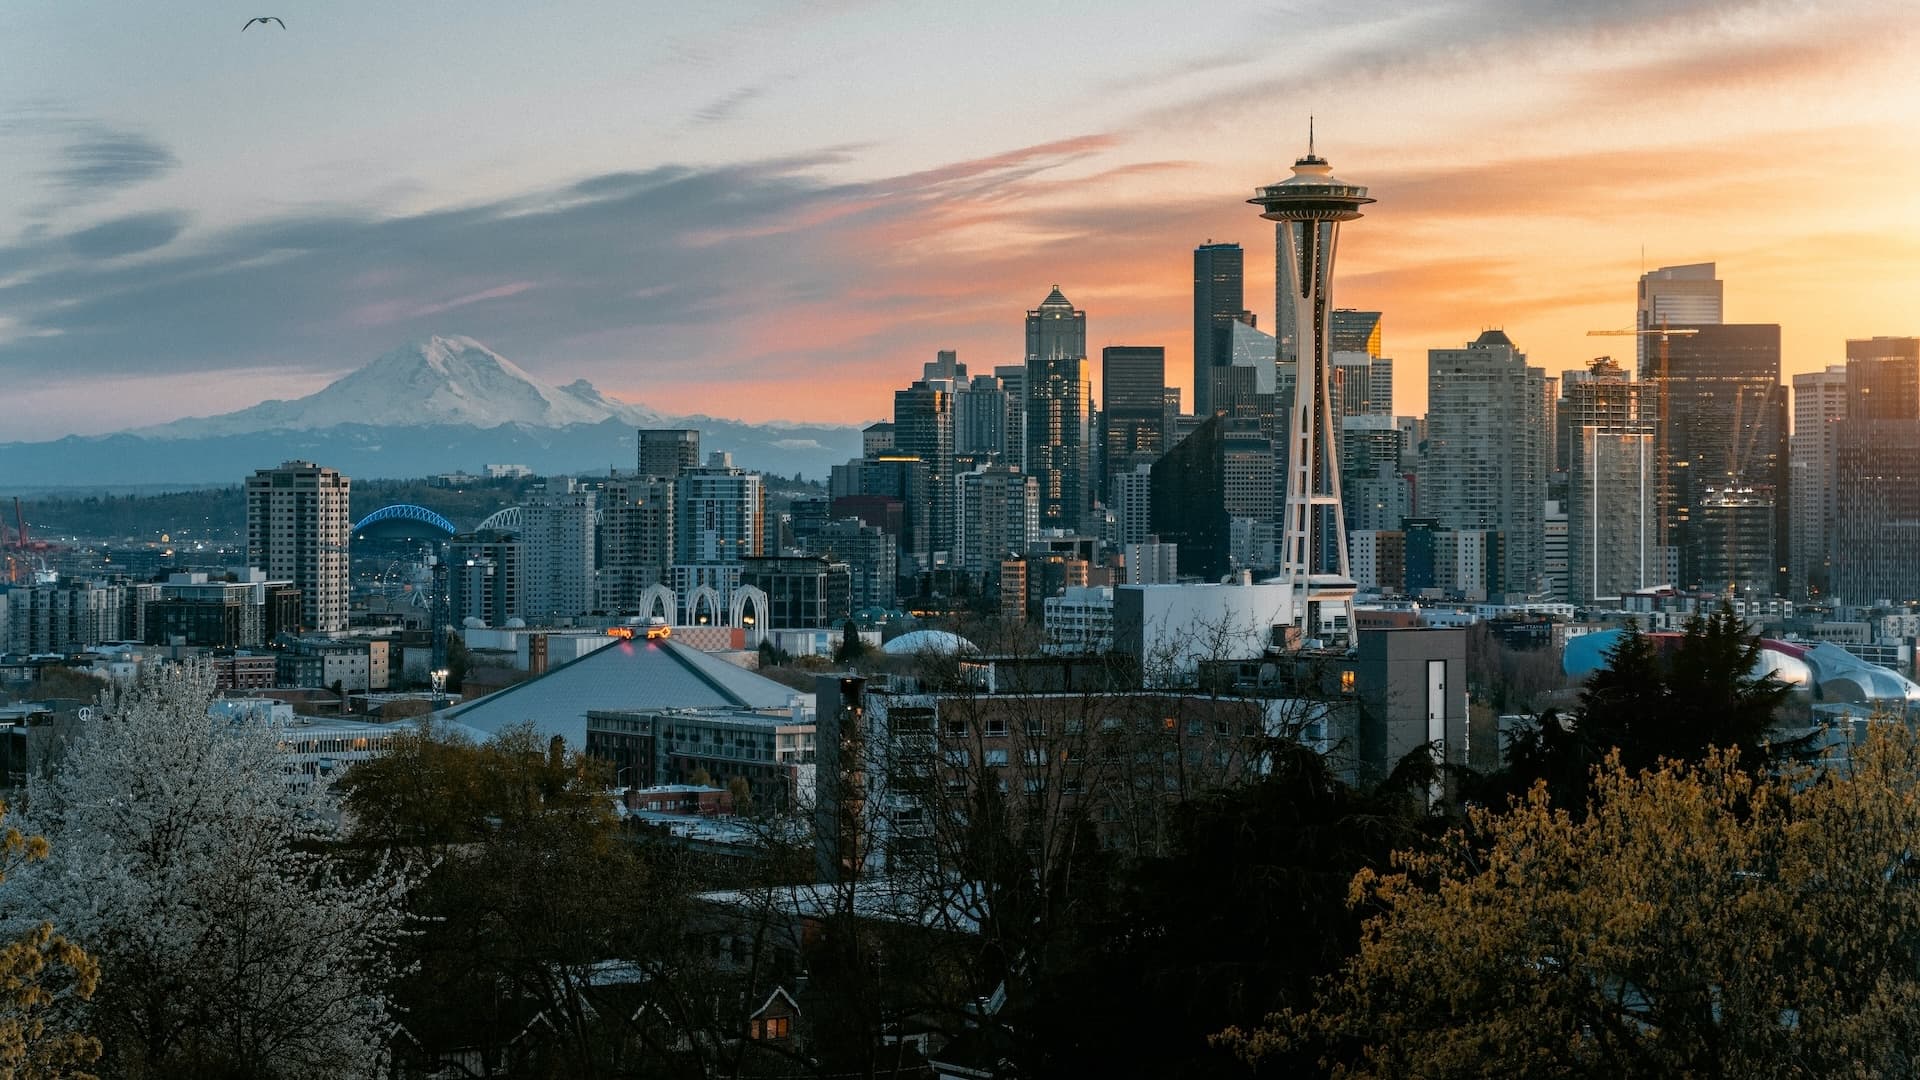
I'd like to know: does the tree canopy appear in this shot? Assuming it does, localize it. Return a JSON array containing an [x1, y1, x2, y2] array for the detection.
[[1227, 727, 1920, 1078], [19, 663, 411, 1080]]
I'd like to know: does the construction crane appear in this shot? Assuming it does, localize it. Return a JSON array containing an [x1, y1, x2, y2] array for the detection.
[[1587, 324, 1700, 553]]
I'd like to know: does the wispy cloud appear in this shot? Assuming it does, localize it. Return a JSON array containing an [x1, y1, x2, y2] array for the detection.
[[64, 211, 189, 258], [46, 130, 177, 194], [690, 83, 772, 126]]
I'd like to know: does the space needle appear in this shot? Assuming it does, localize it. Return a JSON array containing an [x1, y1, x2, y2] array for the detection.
[[1250, 126, 1373, 646]]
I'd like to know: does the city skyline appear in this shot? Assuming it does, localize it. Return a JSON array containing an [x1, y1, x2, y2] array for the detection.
[[2, 1, 1916, 441]]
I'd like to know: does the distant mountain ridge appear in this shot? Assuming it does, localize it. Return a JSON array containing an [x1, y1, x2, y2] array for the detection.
[[2, 335, 862, 488]]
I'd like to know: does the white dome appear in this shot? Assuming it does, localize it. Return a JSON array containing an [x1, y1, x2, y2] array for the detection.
[[882, 630, 977, 656]]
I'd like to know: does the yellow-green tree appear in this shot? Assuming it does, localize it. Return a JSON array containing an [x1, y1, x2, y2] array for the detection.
[[0, 805, 99, 1080], [1224, 727, 1920, 1078]]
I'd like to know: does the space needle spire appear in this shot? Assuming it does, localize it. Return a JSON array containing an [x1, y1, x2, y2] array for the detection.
[[1250, 131, 1373, 646]]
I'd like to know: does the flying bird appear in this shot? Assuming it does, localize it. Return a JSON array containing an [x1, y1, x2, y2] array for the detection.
[[241, 17, 286, 31]]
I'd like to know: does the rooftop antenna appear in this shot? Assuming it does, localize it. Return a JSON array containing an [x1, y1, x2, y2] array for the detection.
[[1308, 115, 1315, 157]]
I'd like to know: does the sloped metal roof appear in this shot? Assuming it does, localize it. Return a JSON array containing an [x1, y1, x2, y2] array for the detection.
[[437, 637, 799, 749]]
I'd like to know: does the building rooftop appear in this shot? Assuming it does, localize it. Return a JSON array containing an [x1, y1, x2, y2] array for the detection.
[[438, 637, 799, 749]]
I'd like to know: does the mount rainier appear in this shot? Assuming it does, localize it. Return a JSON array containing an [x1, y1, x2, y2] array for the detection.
[[2, 336, 861, 489]]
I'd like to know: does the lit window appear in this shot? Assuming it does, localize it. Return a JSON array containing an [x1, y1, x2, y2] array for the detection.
[[1341, 670, 1356, 694]]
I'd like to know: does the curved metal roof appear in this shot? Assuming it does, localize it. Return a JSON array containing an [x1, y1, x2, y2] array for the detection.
[[476, 506, 523, 533], [352, 503, 457, 536]]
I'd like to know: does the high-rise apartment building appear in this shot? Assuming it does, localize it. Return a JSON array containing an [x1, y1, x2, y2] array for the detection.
[[1340, 415, 1409, 534], [246, 460, 350, 633], [675, 465, 765, 567], [1637, 262, 1723, 370], [1025, 287, 1092, 533], [1111, 464, 1154, 548], [596, 475, 675, 612], [955, 466, 1039, 578], [1790, 364, 1848, 597], [1423, 332, 1552, 596], [862, 422, 896, 457], [636, 429, 701, 479], [1560, 358, 1654, 601], [520, 483, 598, 620], [449, 530, 522, 626], [1193, 242, 1249, 416], [812, 517, 898, 611], [1101, 346, 1167, 500], [1656, 324, 1786, 595]]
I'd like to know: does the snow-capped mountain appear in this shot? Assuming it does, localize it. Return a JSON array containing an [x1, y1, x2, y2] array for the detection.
[[2, 335, 863, 487], [135, 336, 665, 439]]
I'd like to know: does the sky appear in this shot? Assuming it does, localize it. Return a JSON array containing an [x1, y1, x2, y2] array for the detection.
[[1, 0, 1916, 441]]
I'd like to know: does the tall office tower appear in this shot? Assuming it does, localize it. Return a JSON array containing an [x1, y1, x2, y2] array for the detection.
[[1151, 413, 1231, 579], [955, 466, 1039, 577], [1214, 320, 1283, 420], [893, 374, 956, 552], [1424, 332, 1552, 596], [1027, 284, 1086, 360], [246, 460, 350, 633], [1025, 287, 1093, 533], [1637, 262, 1723, 370], [674, 464, 765, 566], [1329, 310, 1391, 417], [852, 455, 933, 570], [1845, 336, 1920, 417], [923, 349, 966, 382], [1101, 346, 1167, 499], [954, 373, 1009, 458], [1111, 464, 1154, 547], [519, 484, 598, 621], [1330, 309, 1382, 356], [637, 429, 701, 480], [993, 364, 1028, 469], [1222, 419, 1277, 523], [1790, 365, 1849, 597], [596, 475, 675, 611], [1561, 358, 1654, 602], [1831, 337, 1920, 605], [1193, 242, 1248, 416], [1657, 324, 1786, 595], [1251, 140, 1370, 639]]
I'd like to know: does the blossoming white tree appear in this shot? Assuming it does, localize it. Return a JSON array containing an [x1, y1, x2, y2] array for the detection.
[[18, 662, 411, 1079]]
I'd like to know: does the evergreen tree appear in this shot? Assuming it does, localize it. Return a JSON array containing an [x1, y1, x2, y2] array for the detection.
[[834, 618, 864, 664]]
